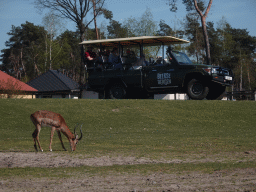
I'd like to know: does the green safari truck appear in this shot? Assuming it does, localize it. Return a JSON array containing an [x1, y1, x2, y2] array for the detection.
[[80, 36, 233, 100]]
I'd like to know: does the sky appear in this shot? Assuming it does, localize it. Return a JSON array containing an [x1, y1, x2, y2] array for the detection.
[[0, 0, 256, 64]]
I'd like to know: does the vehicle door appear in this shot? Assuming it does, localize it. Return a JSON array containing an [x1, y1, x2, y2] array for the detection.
[[143, 61, 179, 91]]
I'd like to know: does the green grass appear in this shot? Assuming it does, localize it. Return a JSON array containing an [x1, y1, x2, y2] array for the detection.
[[1, 161, 256, 178], [0, 99, 256, 176], [0, 99, 255, 155]]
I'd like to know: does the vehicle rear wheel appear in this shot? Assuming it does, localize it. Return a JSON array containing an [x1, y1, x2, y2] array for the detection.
[[109, 83, 126, 99], [187, 79, 209, 100], [206, 84, 226, 100]]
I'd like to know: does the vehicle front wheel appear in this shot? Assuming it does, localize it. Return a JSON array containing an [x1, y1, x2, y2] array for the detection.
[[187, 79, 209, 100], [109, 83, 126, 99]]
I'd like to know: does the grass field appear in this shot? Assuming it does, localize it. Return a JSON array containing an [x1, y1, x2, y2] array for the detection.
[[1, 99, 255, 155], [0, 99, 256, 187]]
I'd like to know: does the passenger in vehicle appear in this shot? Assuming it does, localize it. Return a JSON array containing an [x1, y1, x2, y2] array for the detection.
[[130, 54, 149, 70], [85, 46, 96, 68], [95, 50, 104, 69], [127, 51, 149, 70], [155, 56, 164, 66], [140, 54, 149, 66], [126, 50, 137, 64], [100, 49, 111, 69], [109, 47, 123, 70]]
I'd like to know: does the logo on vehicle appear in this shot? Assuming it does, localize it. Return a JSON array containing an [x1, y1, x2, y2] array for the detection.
[[157, 73, 171, 85]]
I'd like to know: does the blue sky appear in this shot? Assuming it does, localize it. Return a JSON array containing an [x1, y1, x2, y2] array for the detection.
[[0, 0, 255, 64]]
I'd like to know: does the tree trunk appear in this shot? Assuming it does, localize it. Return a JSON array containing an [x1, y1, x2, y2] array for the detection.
[[193, 0, 212, 65], [93, 0, 100, 40], [50, 31, 53, 70], [247, 63, 251, 90], [20, 47, 27, 79], [201, 16, 211, 65], [45, 33, 48, 72], [80, 29, 86, 84], [240, 59, 243, 91]]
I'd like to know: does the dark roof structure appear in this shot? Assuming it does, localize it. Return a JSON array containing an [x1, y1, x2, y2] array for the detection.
[[27, 70, 79, 92], [0, 70, 37, 92]]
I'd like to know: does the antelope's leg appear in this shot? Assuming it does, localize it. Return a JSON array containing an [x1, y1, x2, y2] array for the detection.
[[32, 129, 38, 151], [57, 131, 67, 151], [49, 127, 56, 152], [33, 124, 43, 152]]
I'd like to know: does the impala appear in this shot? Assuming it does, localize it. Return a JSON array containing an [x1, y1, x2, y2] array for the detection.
[[30, 110, 83, 152]]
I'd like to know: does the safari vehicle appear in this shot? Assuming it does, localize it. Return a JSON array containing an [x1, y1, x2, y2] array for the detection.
[[80, 36, 233, 100]]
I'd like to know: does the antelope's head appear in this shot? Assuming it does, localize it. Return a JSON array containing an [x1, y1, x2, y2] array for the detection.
[[70, 124, 83, 151]]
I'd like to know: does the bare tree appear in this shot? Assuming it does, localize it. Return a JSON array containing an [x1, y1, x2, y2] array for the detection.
[[43, 13, 64, 70], [193, 0, 212, 65], [35, 0, 105, 83]]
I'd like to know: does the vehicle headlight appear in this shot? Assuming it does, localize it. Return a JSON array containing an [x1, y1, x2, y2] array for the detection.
[[203, 68, 211, 74], [203, 67, 219, 75]]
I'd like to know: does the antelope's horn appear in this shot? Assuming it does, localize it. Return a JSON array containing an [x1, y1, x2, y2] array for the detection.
[[78, 124, 83, 141], [74, 123, 79, 135]]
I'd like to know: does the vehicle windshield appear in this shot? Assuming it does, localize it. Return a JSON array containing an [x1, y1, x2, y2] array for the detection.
[[172, 51, 193, 65]]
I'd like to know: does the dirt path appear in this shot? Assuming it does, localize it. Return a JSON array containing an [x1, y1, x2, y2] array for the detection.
[[1, 151, 256, 168], [1, 152, 256, 191]]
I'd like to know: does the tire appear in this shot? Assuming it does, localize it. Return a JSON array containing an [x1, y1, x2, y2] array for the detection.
[[187, 79, 209, 100], [206, 84, 226, 100], [109, 83, 126, 99]]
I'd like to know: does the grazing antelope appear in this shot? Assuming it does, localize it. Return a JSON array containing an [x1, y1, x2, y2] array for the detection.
[[30, 110, 82, 152]]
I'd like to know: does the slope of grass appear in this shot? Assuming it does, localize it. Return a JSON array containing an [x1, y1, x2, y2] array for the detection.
[[0, 99, 255, 158]]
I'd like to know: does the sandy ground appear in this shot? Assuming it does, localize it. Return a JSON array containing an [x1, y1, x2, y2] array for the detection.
[[1, 152, 256, 191]]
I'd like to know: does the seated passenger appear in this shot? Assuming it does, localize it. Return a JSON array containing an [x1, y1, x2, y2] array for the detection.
[[109, 47, 123, 70], [101, 49, 111, 69], [85, 46, 96, 68], [155, 56, 164, 66], [125, 50, 137, 65], [95, 50, 104, 69], [140, 54, 149, 66]]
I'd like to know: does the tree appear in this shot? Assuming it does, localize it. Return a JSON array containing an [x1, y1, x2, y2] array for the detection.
[[0, 22, 46, 81], [124, 8, 157, 37], [157, 20, 175, 36], [91, 0, 100, 40], [107, 20, 129, 39], [212, 20, 256, 90], [168, 0, 213, 65], [56, 30, 81, 81], [42, 13, 64, 70], [184, 10, 205, 63], [228, 28, 256, 91], [207, 21, 220, 65], [122, 9, 159, 59], [157, 20, 185, 57], [35, 0, 105, 83]]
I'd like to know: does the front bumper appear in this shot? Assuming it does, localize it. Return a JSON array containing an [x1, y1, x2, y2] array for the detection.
[[208, 67, 234, 86], [211, 75, 233, 86]]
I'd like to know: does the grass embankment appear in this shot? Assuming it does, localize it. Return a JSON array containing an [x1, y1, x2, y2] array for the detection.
[[0, 99, 255, 177]]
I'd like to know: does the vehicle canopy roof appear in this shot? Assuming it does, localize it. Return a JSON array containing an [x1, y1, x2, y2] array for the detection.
[[80, 36, 189, 48]]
